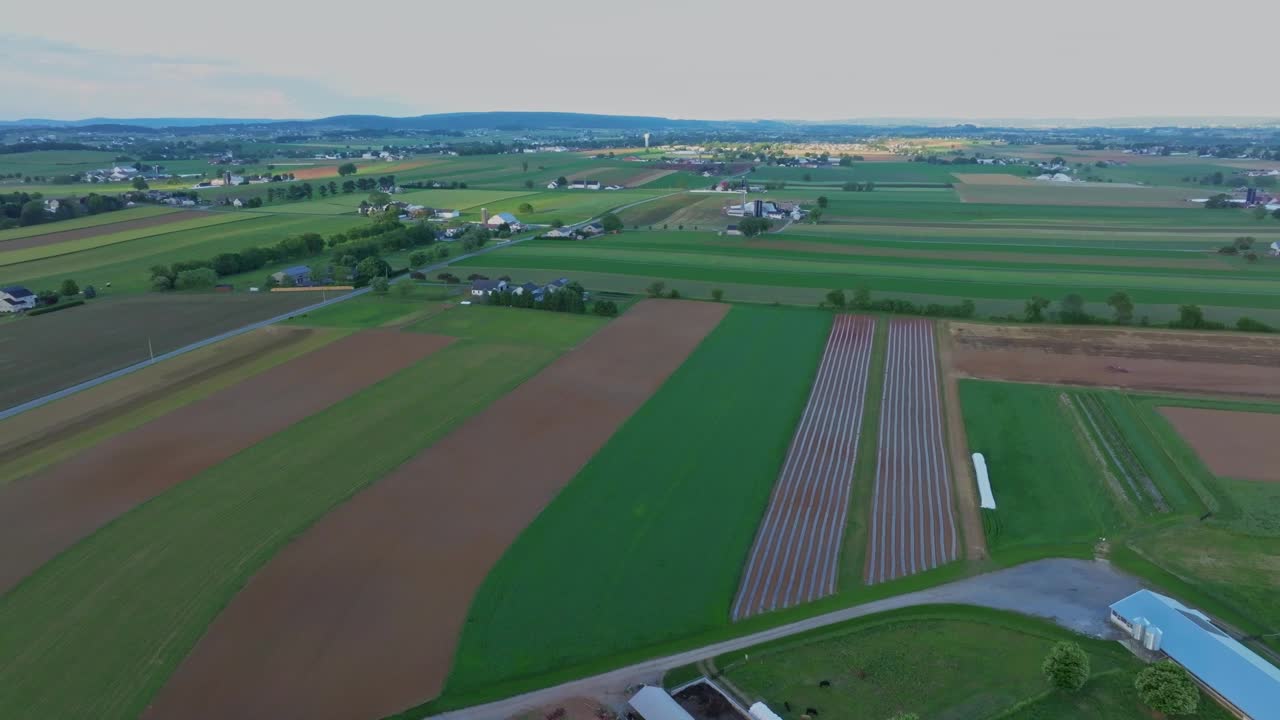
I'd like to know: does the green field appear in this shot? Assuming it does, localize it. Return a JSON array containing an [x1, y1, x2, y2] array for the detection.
[[441, 305, 829, 700], [749, 161, 1020, 184], [449, 230, 1280, 315], [0, 212, 253, 266], [959, 381, 1126, 556], [407, 304, 609, 347], [1, 214, 365, 294], [0, 326, 597, 720], [0, 205, 178, 243], [283, 285, 460, 328], [715, 605, 1231, 720]]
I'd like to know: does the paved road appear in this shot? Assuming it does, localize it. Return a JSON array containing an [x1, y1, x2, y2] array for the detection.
[[427, 559, 1140, 720], [0, 193, 679, 421]]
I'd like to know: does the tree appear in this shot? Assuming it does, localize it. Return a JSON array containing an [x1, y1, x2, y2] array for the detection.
[[593, 299, 619, 317], [355, 256, 389, 282], [246, 197, 263, 208], [852, 285, 872, 309], [711, 288, 724, 302], [151, 274, 174, 291], [600, 212, 623, 233], [518, 202, 534, 214], [338, 162, 358, 177], [131, 177, 149, 190], [816, 195, 829, 208], [18, 200, 45, 227], [739, 217, 773, 237], [1135, 662, 1199, 715], [409, 251, 428, 268], [806, 207, 824, 224], [524, 179, 534, 189], [1024, 296, 1050, 322], [368, 190, 391, 207], [550, 218, 564, 228], [370, 276, 390, 295], [646, 280, 666, 298], [58, 279, 80, 297], [826, 289, 846, 308], [1041, 641, 1090, 691], [556, 175, 568, 187], [174, 268, 218, 290], [1059, 293, 1088, 323], [521, 160, 529, 173], [1176, 304, 1205, 328], [1107, 291, 1134, 323]]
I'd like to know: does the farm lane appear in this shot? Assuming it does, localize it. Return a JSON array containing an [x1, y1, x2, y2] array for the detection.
[[427, 558, 1141, 720], [0, 191, 679, 422]]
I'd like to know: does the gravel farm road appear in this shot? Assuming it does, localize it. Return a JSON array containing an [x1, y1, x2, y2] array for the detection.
[[428, 558, 1141, 720]]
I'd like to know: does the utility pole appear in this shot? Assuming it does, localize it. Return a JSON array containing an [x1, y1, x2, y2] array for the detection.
[[148, 337, 154, 361]]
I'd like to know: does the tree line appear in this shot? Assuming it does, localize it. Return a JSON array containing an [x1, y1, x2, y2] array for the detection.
[[823, 287, 977, 319], [1, 191, 127, 229]]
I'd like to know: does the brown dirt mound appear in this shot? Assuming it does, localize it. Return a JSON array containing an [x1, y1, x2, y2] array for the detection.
[[143, 299, 729, 720], [1159, 407, 1280, 482], [0, 330, 452, 594], [0, 210, 199, 251], [948, 322, 1280, 399]]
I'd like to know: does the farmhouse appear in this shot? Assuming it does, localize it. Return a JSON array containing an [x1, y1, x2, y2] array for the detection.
[[585, 180, 602, 190], [485, 212, 521, 229], [0, 286, 37, 313], [271, 266, 312, 286], [470, 279, 507, 296], [569, 179, 587, 189], [1109, 590, 1280, 720], [579, 221, 605, 236], [546, 180, 560, 189], [542, 227, 576, 238]]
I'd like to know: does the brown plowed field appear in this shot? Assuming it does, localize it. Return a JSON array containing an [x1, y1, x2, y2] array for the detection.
[[0, 210, 196, 251], [866, 318, 958, 584], [143, 299, 728, 720], [733, 315, 875, 620], [1159, 407, 1280, 482], [0, 330, 451, 594], [949, 322, 1280, 399]]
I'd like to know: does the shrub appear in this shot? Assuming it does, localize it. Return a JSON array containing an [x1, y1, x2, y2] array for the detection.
[[370, 277, 390, 295], [1041, 641, 1090, 691], [1236, 316, 1275, 332], [174, 268, 218, 290], [27, 299, 85, 316], [1135, 661, 1199, 715], [711, 288, 724, 302], [59, 279, 80, 297], [668, 288, 681, 299], [593, 300, 619, 317]]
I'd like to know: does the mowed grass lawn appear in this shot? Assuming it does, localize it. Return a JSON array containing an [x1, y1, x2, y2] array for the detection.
[[0, 205, 178, 243], [442, 305, 829, 702], [2, 214, 365, 294], [0, 328, 600, 720], [959, 380, 1125, 557], [716, 605, 1232, 720]]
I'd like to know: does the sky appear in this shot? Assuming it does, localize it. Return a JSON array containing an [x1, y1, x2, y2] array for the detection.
[[2, 0, 1277, 122]]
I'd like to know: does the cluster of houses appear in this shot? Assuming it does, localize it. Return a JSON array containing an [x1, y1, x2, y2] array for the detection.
[[469, 276, 576, 303], [356, 200, 462, 221], [82, 165, 175, 183], [0, 286, 37, 313], [545, 179, 624, 191], [541, 221, 604, 239]]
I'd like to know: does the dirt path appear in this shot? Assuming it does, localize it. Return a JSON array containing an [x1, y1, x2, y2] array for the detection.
[[936, 322, 988, 561], [0, 330, 451, 594], [0, 210, 200, 251], [427, 558, 1141, 720], [143, 300, 729, 720]]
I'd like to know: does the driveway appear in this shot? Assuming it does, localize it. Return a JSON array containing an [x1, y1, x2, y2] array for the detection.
[[428, 558, 1140, 719]]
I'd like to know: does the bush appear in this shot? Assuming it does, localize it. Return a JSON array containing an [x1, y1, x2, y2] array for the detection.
[[174, 268, 218, 290], [711, 288, 724, 302], [1236, 316, 1275, 332], [667, 288, 681, 299], [370, 277, 390, 294], [1041, 641, 1090, 691], [1135, 661, 1199, 715], [646, 281, 666, 298], [600, 212, 623, 233], [59, 279, 80, 297], [593, 300, 619, 317], [27, 299, 85, 316]]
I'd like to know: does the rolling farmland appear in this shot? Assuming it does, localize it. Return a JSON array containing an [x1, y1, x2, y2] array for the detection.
[[865, 319, 958, 584], [733, 315, 876, 620]]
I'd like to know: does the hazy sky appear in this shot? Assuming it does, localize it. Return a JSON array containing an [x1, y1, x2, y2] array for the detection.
[[2, 0, 1276, 121]]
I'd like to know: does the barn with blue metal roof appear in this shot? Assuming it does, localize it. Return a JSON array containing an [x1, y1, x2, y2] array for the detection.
[[1109, 589, 1280, 720]]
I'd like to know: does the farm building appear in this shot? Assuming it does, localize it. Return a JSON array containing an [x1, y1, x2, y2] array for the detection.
[[433, 209, 460, 219], [579, 221, 604, 236], [546, 180, 560, 189], [628, 686, 694, 720], [0, 286, 37, 313], [271, 266, 312, 286], [485, 212, 521, 229], [1109, 590, 1280, 719], [470, 279, 507, 296], [724, 225, 742, 236]]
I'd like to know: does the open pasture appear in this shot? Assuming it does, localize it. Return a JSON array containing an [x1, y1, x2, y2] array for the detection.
[[1, 213, 364, 294], [0, 292, 328, 410], [954, 180, 1198, 207], [733, 314, 875, 620], [0, 205, 177, 244], [442, 304, 828, 707], [0, 149, 120, 178], [866, 319, 958, 584], [0, 211, 251, 266], [392, 187, 534, 210], [145, 301, 724, 720], [748, 161, 1020, 185], [468, 189, 666, 224]]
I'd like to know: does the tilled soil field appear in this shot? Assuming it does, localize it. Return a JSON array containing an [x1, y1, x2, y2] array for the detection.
[[949, 323, 1280, 398], [0, 330, 451, 594], [142, 299, 729, 720], [866, 319, 959, 584], [1159, 406, 1280, 482], [733, 315, 875, 620]]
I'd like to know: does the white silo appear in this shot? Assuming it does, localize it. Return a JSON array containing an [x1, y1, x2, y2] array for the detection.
[[643, 133, 651, 149], [1143, 626, 1164, 652], [1132, 617, 1149, 641]]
